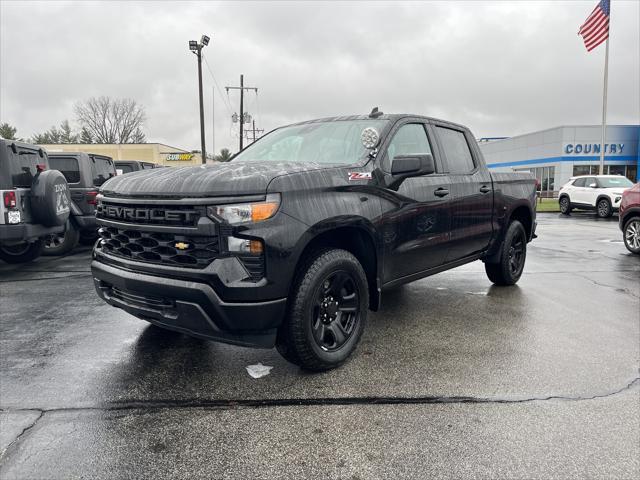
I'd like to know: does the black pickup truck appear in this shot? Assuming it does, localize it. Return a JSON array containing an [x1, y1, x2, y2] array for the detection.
[[92, 112, 537, 370]]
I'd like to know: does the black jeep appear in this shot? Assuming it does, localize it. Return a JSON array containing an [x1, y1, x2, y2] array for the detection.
[[0, 140, 71, 263], [45, 152, 116, 255], [115, 160, 161, 175]]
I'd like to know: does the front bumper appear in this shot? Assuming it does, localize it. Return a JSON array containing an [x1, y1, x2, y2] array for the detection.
[[91, 260, 286, 348], [0, 223, 64, 244]]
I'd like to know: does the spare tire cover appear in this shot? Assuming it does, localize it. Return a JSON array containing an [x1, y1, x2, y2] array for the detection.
[[30, 170, 71, 227]]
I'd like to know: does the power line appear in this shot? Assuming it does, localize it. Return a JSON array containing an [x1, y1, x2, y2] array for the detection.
[[202, 56, 233, 116]]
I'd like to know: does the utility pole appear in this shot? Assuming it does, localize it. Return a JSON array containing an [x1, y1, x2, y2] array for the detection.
[[226, 74, 258, 152], [188, 35, 210, 164], [244, 120, 264, 144], [211, 86, 215, 160]]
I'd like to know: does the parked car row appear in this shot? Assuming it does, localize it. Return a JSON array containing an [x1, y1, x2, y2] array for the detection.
[[0, 138, 168, 263], [557, 174, 639, 254]]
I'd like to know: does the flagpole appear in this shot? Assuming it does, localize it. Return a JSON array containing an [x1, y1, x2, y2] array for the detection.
[[599, 37, 609, 175]]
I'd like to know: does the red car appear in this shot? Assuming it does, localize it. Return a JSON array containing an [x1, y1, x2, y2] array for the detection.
[[619, 182, 640, 254]]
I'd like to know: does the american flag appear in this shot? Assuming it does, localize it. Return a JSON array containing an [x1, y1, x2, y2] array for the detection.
[[578, 0, 610, 52]]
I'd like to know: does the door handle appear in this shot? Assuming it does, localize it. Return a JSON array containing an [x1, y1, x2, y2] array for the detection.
[[479, 185, 491, 194], [434, 188, 449, 197]]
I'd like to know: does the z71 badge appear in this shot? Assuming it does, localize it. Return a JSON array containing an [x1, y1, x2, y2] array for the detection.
[[348, 172, 372, 181]]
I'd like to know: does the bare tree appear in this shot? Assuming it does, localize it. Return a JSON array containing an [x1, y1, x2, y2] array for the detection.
[[75, 97, 146, 144]]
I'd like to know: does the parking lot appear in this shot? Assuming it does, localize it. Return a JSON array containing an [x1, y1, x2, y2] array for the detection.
[[1, 213, 638, 479]]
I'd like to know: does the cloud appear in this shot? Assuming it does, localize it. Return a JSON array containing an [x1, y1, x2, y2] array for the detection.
[[1, 0, 638, 153]]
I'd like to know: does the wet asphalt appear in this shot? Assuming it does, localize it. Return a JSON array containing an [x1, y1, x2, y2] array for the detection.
[[0, 213, 638, 479]]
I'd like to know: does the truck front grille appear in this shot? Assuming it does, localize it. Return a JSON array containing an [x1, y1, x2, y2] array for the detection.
[[97, 226, 219, 269]]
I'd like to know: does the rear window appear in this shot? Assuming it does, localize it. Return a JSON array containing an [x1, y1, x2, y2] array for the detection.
[[91, 156, 116, 186], [49, 156, 80, 183], [116, 164, 134, 174], [3, 145, 44, 187], [572, 178, 586, 187]]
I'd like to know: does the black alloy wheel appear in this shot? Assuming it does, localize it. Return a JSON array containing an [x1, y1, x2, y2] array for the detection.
[[276, 248, 368, 371], [484, 220, 527, 286], [507, 228, 526, 277], [559, 197, 571, 215], [312, 271, 360, 351]]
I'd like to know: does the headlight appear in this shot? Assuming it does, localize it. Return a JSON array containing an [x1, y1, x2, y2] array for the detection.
[[208, 193, 280, 225]]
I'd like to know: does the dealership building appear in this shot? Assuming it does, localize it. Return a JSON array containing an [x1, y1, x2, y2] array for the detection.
[[478, 125, 639, 196]]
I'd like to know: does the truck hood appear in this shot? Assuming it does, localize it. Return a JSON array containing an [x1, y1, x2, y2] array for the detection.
[[100, 161, 329, 198]]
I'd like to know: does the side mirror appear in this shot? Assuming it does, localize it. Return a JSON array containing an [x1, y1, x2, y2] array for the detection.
[[589, 183, 597, 188], [391, 154, 435, 176]]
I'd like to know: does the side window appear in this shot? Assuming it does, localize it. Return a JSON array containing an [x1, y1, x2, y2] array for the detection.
[[435, 126, 475, 174], [573, 178, 586, 187], [386, 124, 432, 170], [585, 177, 597, 188], [49, 156, 80, 183]]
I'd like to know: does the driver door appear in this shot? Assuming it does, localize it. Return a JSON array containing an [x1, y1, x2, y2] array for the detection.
[[381, 122, 453, 282]]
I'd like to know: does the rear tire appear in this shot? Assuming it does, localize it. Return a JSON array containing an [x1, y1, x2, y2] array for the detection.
[[43, 222, 79, 256], [277, 249, 368, 371], [0, 240, 44, 264], [485, 220, 527, 286], [559, 196, 571, 215], [597, 198, 612, 218], [623, 217, 640, 254]]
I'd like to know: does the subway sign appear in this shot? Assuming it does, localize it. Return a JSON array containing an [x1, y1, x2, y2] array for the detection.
[[564, 143, 625, 155], [165, 153, 194, 161]]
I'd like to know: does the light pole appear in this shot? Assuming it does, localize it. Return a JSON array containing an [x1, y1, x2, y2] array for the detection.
[[189, 35, 210, 164]]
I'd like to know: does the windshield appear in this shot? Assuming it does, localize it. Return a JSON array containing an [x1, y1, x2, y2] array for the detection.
[[233, 120, 389, 165], [598, 177, 634, 188]]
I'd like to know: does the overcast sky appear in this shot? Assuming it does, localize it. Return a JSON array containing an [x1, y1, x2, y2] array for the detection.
[[1, 0, 638, 153]]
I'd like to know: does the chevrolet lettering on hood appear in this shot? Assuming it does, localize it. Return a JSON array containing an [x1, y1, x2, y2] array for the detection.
[[98, 204, 199, 224]]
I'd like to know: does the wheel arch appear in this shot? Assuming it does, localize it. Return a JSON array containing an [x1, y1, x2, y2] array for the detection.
[[622, 208, 640, 229], [596, 194, 613, 205], [508, 204, 534, 241], [291, 217, 381, 311]]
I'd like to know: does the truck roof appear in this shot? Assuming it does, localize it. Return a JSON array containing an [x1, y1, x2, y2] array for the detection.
[[287, 114, 469, 131]]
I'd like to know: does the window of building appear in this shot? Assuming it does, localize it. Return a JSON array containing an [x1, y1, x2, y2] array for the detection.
[[515, 166, 556, 195], [572, 165, 591, 177], [572, 164, 638, 182], [435, 126, 475, 173]]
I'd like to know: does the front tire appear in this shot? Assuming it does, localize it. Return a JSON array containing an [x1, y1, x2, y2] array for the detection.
[[597, 198, 613, 218], [277, 249, 368, 371], [0, 240, 44, 264], [559, 196, 571, 215], [43, 222, 79, 256], [485, 220, 527, 286], [623, 217, 640, 254]]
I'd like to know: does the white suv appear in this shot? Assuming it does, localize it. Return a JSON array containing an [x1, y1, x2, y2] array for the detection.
[[558, 175, 635, 218]]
